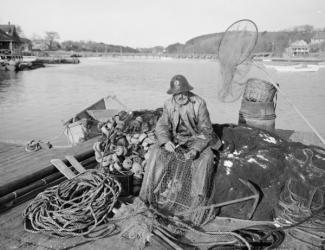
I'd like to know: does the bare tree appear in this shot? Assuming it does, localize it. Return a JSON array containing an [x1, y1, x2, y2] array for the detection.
[[45, 31, 60, 50]]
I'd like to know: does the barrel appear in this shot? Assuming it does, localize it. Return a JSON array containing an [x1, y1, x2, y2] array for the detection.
[[238, 78, 278, 132], [238, 101, 276, 131]]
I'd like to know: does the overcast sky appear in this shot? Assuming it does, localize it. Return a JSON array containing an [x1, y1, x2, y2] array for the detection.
[[1, 0, 325, 47]]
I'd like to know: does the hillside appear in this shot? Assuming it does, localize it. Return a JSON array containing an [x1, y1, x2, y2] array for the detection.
[[165, 25, 324, 56]]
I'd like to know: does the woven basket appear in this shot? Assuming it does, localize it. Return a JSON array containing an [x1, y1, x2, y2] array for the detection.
[[243, 78, 277, 102]]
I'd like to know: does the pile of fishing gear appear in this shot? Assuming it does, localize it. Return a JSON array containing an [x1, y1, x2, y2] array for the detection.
[[209, 124, 325, 248], [93, 108, 162, 194], [90, 109, 325, 249], [21, 120, 325, 248], [117, 122, 325, 249], [23, 169, 121, 238], [274, 145, 325, 248]]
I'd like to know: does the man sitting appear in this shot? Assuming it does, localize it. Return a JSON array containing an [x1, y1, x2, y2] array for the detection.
[[139, 74, 221, 209]]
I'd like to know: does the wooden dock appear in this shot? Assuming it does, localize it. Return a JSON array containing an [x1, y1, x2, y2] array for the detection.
[[0, 139, 96, 186], [0, 139, 165, 250]]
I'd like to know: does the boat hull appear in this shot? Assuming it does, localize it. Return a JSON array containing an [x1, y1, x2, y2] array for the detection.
[[264, 64, 320, 72], [64, 96, 121, 144]]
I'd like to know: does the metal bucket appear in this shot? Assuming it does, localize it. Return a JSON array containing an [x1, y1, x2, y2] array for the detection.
[[238, 100, 276, 132]]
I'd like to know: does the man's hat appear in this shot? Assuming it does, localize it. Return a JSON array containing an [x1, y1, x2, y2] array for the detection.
[[167, 75, 193, 95]]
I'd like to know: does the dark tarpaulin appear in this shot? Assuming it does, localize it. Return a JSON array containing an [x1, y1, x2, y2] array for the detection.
[[209, 124, 325, 225]]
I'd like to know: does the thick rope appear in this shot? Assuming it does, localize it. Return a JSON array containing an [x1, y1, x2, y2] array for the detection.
[[23, 170, 121, 238], [25, 140, 42, 152]]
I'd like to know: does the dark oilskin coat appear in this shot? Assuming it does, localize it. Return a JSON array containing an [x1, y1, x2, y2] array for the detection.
[[140, 92, 221, 206], [155, 92, 221, 152]]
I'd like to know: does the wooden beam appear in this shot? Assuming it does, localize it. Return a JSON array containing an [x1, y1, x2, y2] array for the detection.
[[50, 159, 76, 180], [65, 155, 86, 174]]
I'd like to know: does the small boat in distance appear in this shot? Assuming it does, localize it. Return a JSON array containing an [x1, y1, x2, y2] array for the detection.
[[22, 56, 37, 62], [264, 63, 320, 72]]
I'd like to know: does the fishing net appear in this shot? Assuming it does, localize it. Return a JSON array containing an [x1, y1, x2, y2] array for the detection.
[[155, 150, 198, 211], [210, 124, 325, 248], [145, 147, 216, 226], [274, 145, 325, 247], [218, 19, 258, 102]]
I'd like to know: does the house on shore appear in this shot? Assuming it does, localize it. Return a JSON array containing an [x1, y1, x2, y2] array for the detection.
[[0, 23, 24, 59], [286, 40, 310, 57]]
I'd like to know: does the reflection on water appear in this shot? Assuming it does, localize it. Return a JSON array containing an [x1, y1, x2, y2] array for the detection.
[[0, 57, 324, 145], [0, 71, 19, 92]]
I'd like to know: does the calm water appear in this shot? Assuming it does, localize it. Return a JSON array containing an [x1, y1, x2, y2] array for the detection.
[[0, 57, 324, 145]]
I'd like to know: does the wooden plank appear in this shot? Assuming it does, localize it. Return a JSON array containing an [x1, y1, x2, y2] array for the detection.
[[50, 159, 76, 179], [65, 155, 86, 174], [0, 138, 97, 186], [153, 229, 183, 250]]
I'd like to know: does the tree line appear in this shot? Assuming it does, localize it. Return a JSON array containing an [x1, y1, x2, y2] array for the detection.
[[20, 24, 325, 56], [29, 31, 138, 53]]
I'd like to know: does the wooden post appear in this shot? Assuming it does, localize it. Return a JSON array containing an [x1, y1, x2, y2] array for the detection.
[[9, 41, 13, 54]]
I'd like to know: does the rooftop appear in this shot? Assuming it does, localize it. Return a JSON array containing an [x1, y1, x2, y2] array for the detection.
[[290, 40, 308, 47], [0, 24, 21, 43], [0, 29, 14, 42]]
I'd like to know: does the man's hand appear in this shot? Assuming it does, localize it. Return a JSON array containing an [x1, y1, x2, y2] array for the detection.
[[184, 149, 198, 160], [164, 141, 176, 152]]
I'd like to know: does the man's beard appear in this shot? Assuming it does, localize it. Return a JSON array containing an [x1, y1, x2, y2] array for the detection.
[[174, 94, 189, 105]]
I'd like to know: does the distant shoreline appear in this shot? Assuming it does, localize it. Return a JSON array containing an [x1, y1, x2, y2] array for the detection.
[[254, 57, 325, 63], [44, 50, 325, 63]]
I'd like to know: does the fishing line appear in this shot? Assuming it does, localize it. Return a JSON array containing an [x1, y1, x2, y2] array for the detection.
[[252, 61, 325, 145]]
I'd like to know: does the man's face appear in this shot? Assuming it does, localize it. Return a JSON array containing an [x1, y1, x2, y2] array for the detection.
[[174, 92, 189, 105]]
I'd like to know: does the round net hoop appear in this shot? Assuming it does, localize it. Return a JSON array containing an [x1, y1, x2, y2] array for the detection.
[[218, 19, 258, 67], [217, 19, 259, 102]]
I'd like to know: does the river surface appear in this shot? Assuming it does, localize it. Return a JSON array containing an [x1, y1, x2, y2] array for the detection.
[[0, 57, 324, 145]]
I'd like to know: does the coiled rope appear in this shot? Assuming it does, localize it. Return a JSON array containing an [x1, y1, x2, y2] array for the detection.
[[0, 126, 73, 152], [24, 139, 53, 152], [23, 169, 121, 238]]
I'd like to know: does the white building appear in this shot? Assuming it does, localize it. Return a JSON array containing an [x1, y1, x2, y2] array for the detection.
[[287, 40, 309, 57]]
